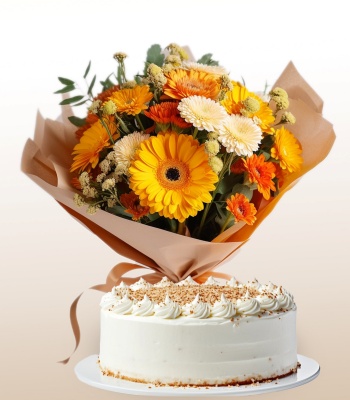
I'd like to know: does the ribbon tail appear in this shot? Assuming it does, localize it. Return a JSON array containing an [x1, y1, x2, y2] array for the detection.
[[57, 291, 83, 365]]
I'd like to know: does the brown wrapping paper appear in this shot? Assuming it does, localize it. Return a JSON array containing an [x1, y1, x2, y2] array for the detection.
[[21, 62, 335, 362]]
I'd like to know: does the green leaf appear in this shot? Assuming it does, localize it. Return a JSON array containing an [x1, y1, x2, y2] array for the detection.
[[54, 85, 75, 94], [72, 99, 89, 106], [197, 53, 219, 66], [143, 44, 165, 74], [59, 95, 84, 105], [216, 172, 242, 195], [231, 184, 253, 201], [88, 74, 96, 96], [68, 116, 87, 127], [100, 73, 115, 90], [58, 77, 75, 85], [83, 61, 91, 79]]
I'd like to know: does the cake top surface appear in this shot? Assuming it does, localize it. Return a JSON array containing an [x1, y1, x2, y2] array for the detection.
[[100, 276, 295, 319]]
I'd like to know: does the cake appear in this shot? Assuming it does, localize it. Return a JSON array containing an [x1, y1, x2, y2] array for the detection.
[[98, 276, 298, 386]]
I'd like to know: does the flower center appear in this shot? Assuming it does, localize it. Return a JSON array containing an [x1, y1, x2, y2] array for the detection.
[[157, 159, 190, 190], [166, 167, 180, 181]]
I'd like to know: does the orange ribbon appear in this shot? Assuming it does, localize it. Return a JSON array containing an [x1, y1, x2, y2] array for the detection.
[[59, 262, 232, 364]]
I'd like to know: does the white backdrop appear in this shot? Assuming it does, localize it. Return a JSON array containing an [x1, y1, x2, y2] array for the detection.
[[1, 1, 349, 399]]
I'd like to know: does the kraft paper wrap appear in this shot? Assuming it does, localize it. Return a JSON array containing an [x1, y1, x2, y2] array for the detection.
[[21, 62, 335, 363]]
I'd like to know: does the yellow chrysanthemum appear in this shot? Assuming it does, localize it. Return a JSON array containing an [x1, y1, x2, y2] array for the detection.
[[129, 133, 218, 222], [162, 69, 220, 101], [271, 126, 303, 173], [221, 84, 275, 134], [108, 85, 153, 115], [71, 121, 118, 173]]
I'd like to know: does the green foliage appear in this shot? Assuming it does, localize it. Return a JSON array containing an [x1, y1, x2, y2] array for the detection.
[[68, 116, 86, 127], [197, 53, 219, 66], [59, 95, 85, 105], [143, 44, 165, 75]]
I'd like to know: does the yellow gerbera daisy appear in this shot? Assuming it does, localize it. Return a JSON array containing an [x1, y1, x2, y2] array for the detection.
[[108, 85, 153, 115], [70, 121, 118, 173], [221, 84, 275, 134], [271, 126, 303, 173], [129, 133, 218, 222], [162, 69, 220, 100]]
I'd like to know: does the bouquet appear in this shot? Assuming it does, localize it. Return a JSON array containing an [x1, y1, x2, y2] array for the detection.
[[22, 43, 335, 283], [57, 43, 304, 242]]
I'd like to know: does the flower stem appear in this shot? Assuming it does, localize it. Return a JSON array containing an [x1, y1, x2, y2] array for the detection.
[[220, 213, 233, 233], [99, 117, 115, 145], [177, 221, 186, 236], [192, 127, 199, 139], [135, 114, 145, 132]]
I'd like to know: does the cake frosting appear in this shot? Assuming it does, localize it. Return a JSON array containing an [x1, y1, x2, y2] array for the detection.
[[99, 277, 298, 386]]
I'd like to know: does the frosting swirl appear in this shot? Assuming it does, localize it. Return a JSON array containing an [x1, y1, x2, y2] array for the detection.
[[110, 294, 134, 315], [182, 294, 211, 319], [154, 295, 182, 319], [132, 295, 155, 316], [211, 294, 236, 318], [130, 277, 152, 291], [236, 291, 261, 315]]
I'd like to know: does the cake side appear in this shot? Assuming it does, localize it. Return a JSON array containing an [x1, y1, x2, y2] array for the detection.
[[99, 277, 298, 386]]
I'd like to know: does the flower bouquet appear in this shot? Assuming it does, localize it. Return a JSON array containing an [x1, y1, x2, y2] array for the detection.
[[21, 44, 335, 352]]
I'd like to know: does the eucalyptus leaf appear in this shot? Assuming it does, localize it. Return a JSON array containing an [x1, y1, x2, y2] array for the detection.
[[59, 95, 84, 105], [216, 172, 242, 195], [83, 61, 91, 79], [197, 53, 219, 66], [231, 184, 253, 201], [54, 85, 75, 94], [143, 44, 164, 74], [88, 74, 96, 96], [73, 99, 89, 107], [68, 116, 87, 127], [58, 77, 75, 85]]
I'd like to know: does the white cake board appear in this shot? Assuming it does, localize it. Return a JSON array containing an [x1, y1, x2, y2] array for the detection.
[[75, 354, 320, 397]]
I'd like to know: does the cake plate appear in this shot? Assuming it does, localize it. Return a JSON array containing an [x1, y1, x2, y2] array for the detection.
[[75, 354, 319, 397]]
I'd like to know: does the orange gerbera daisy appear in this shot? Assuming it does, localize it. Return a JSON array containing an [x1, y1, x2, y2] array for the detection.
[[70, 121, 118, 173], [120, 191, 150, 221], [108, 85, 153, 115], [162, 69, 220, 100], [226, 193, 257, 225], [243, 154, 276, 200], [271, 126, 303, 173], [221, 84, 275, 134], [144, 101, 191, 129]]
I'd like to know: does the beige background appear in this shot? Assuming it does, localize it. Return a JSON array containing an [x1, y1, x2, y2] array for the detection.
[[1, 0, 349, 399]]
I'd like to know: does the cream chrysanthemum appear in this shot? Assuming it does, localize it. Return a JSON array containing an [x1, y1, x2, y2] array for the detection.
[[218, 115, 263, 156], [178, 95, 227, 132], [112, 132, 150, 175]]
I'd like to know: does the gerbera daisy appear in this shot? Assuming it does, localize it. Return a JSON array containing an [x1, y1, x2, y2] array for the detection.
[[221, 84, 275, 134], [112, 131, 150, 175], [129, 133, 218, 222], [120, 191, 150, 221], [243, 154, 276, 200], [70, 121, 118, 173], [162, 69, 220, 100], [218, 114, 263, 156], [226, 193, 257, 225], [271, 126, 303, 173], [144, 101, 191, 129], [178, 95, 228, 132], [108, 85, 153, 115]]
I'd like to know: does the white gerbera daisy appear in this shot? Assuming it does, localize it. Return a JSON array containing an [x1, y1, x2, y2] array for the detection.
[[182, 61, 228, 76], [178, 95, 227, 132], [112, 131, 150, 175], [218, 115, 263, 156]]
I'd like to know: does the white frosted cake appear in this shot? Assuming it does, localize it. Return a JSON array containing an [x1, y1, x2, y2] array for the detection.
[[99, 276, 298, 386]]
